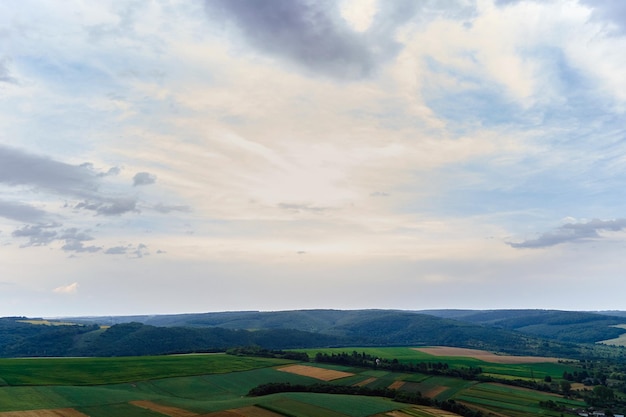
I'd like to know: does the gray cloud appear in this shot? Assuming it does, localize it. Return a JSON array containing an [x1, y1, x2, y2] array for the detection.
[[0, 145, 99, 196], [0, 145, 139, 217], [134, 243, 149, 258], [153, 203, 191, 213], [582, 0, 626, 34], [12, 224, 102, 253], [278, 202, 329, 213], [0, 58, 16, 84], [61, 240, 101, 253], [508, 218, 626, 248], [205, 0, 376, 79], [133, 171, 156, 186], [105, 246, 128, 255], [0, 200, 49, 223], [98, 166, 121, 177], [104, 243, 149, 258], [12, 224, 59, 246], [75, 197, 138, 216]]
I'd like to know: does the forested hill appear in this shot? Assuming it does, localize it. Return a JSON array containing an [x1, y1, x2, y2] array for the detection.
[[67, 308, 626, 345], [3, 309, 626, 358], [418, 309, 626, 344]]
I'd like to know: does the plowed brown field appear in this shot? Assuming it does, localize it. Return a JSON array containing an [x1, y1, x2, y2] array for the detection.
[[276, 364, 353, 381], [414, 346, 560, 364]]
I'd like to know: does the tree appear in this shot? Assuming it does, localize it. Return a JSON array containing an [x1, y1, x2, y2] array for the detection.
[[560, 380, 572, 395], [593, 385, 614, 402]]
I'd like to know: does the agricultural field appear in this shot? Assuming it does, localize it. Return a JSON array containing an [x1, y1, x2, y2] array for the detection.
[[599, 324, 626, 346], [0, 349, 588, 417], [300, 346, 579, 380]]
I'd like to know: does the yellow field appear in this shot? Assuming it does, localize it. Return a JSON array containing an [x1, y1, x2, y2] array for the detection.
[[598, 324, 626, 346], [276, 364, 354, 381]]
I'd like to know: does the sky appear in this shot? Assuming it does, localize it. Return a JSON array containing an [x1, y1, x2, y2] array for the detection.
[[1, 0, 626, 317]]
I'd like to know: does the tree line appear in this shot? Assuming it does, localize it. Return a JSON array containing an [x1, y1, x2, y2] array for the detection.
[[314, 351, 483, 379]]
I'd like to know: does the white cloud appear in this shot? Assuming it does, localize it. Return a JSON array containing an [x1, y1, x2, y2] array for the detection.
[[53, 282, 78, 295], [340, 0, 379, 32]]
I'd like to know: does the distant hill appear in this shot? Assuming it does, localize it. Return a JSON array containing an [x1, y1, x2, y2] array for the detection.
[[417, 309, 626, 344], [2, 309, 626, 359], [66, 308, 626, 345]]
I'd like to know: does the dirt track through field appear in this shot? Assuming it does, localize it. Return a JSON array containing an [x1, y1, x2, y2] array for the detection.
[[277, 364, 354, 381], [414, 347, 561, 364], [0, 409, 89, 417], [130, 400, 197, 417]]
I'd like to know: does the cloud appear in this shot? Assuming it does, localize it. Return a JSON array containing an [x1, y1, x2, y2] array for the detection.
[[152, 203, 191, 213], [581, 0, 626, 34], [105, 246, 128, 255], [205, 0, 376, 78], [53, 282, 78, 295], [0, 58, 17, 84], [12, 224, 102, 253], [0, 145, 141, 217], [0, 145, 99, 196], [12, 224, 59, 246], [133, 243, 149, 258], [278, 203, 329, 213], [58, 228, 101, 253], [98, 166, 121, 177], [0, 200, 49, 223], [104, 243, 149, 258], [74, 197, 138, 216], [508, 218, 626, 249], [133, 171, 157, 186]]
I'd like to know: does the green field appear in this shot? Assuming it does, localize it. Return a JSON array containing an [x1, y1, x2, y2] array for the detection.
[[0, 348, 588, 416], [0, 354, 289, 385], [454, 383, 585, 416]]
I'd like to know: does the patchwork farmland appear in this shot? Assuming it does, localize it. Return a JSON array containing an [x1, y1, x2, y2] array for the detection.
[[0, 347, 592, 417]]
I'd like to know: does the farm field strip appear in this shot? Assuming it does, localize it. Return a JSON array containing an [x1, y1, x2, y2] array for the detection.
[[0, 355, 290, 386], [276, 365, 353, 381], [260, 397, 349, 417], [382, 406, 461, 417], [208, 405, 284, 417], [0, 409, 89, 417], [353, 377, 377, 387], [130, 401, 197, 417], [271, 393, 402, 417], [414, 347, 561, 364], [388, 381, 405, 390]]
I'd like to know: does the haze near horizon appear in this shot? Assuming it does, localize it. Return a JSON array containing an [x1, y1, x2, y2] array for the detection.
[[2, 0, 626, 317]]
